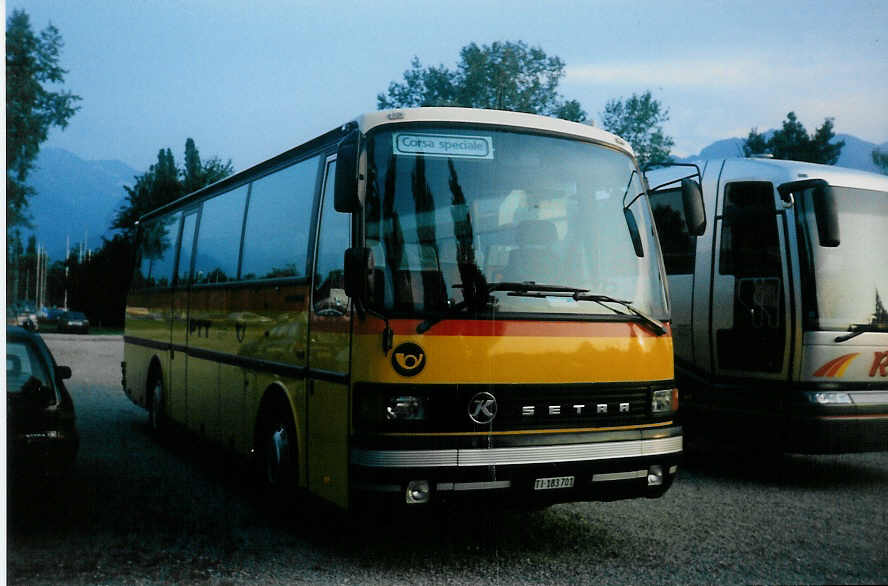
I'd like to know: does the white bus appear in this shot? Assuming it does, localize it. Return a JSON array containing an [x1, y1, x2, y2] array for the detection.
[[648, 158, 888, 453]]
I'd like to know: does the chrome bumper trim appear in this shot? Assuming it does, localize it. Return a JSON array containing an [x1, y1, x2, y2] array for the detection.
[[850, 391, 888, 405], [592, 470, 647, 482], [437, 480, 512, 491], [351, 436, 682, 468]]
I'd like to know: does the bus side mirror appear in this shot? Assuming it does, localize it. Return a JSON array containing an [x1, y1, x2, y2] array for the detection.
[[812, 184, 840, 247], [623, 208, 645, 257], [344, 247, 373, 302], [334, 129, 360, 213], [681, 179, 706, 236]]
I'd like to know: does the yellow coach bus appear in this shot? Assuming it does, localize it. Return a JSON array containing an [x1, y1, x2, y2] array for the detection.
[[122, 107, 703, 510]]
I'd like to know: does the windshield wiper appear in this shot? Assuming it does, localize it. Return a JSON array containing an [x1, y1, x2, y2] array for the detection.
[[573, 293, 668, 336], [835, 323, 888, 343], [416, 281, 589, 334]]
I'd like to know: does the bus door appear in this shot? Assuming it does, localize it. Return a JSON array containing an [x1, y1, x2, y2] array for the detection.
[[710, 180, 792, 420], [307, 156, 352, 508], [170, 208, 198, 426]]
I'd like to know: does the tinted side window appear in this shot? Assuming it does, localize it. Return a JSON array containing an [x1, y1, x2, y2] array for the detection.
[[241, 156, 321, 280], [176, 211, 198, 285], [193, 185, 249, 284], [651, 188, 695, 275], [314, 159, 350, 314], [134, 213, 180, 289], [719, 182, 779, 276]]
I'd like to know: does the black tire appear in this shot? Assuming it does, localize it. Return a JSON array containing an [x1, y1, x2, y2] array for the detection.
[[147, 368, 166, 436]]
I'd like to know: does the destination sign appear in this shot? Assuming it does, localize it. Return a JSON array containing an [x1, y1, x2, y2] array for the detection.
[[393, 133, 494, 159]]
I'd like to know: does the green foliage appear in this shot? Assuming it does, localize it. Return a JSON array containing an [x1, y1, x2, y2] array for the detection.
[[873, 149, 888, 175], [112, 139, 233, 241], [6, 9, 81, 230], [378, 41, 587, 122], [743, 112, 844, 164], [600, 91, 674, 170]]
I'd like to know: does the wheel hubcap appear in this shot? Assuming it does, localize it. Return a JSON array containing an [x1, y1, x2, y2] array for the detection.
[[266, 424, 289, 485]]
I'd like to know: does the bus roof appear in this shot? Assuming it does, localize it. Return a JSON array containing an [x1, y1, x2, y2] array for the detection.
[[649, 158, 888, 193], [354, 107, 634, 156], [138, 108, 635, 224]]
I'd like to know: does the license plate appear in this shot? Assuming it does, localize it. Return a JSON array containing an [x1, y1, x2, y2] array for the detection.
[[534, 475, 575, 490]]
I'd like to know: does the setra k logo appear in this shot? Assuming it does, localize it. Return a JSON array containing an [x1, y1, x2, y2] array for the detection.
[[468, 392, 498, 425], [870, 351, 888, 377], [391, 342, 426, 377]]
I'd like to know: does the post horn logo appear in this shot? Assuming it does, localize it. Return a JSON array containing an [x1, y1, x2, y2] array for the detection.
[[392, 342, 426, 377]]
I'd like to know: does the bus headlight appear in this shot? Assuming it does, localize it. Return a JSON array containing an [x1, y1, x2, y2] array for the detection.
[[807, 391, 852, 405], [386, 395, 425, 421], [651, 388, 678, 414]]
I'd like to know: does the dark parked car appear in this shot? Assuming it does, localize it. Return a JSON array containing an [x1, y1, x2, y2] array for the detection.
[[57, 310, 90, 334], [6, 326, 79, 479]]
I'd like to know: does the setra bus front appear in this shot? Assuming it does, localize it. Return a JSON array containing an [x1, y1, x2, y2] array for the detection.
[[785, 172, 888, 453], [336, 109, 691, 507]]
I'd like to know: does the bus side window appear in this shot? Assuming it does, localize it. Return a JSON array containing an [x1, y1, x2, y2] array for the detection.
[[241, 156, 321, 281], [314, 159, 350, 315], [650, 188, 696, 275], [192, 185, 248, 284], [134, 213, 180, 289]]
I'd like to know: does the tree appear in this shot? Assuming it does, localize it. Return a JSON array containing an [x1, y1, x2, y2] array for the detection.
[[6, 9, 81, 229], [112, 139, 233, 241], [743, 112, 844, 164], [378, 41, 587, 122], [873, 149, 888, 175], [600, 91, 674, 169]]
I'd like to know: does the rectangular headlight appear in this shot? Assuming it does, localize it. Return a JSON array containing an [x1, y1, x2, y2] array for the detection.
[[652, 388, 678, 413], [807, 391, 853, 405], [386, 395, 426, 421]]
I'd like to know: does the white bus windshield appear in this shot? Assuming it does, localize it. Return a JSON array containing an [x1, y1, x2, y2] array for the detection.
[[364, 127, 668, 319], [798, 185, 888, 332]]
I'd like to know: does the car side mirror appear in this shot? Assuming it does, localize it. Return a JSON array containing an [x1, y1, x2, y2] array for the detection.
[[57, 365, 72, 380], [681, 179, 706, 236]]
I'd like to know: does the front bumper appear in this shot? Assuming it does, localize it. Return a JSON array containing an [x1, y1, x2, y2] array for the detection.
[[9, 430, 79, 478], [351, 427, 682, 505]]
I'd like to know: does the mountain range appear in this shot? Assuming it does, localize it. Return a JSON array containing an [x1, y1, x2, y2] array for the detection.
[[21, 134, 888, 262], [20, 148, 135, 261]]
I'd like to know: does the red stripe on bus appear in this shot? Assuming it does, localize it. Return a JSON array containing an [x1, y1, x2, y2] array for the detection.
[[354, 318, 670, 338]]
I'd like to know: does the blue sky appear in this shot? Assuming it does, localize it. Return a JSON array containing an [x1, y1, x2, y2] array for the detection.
[[9, 0, 888, 173]]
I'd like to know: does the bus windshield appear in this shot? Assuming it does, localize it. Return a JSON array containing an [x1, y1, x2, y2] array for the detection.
[[364, 126, 668, 319], [798, 185, 888, 332]]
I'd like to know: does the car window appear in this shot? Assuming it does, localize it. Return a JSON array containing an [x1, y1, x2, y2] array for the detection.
[[6, 340, 51, 393]]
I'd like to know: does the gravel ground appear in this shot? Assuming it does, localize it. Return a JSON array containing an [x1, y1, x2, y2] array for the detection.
[[5, 334, 888, 584]]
